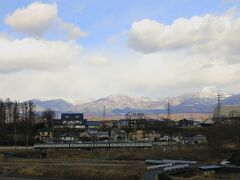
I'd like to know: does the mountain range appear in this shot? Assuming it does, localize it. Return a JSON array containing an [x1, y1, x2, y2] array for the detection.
[[30, 87, 240, 116]]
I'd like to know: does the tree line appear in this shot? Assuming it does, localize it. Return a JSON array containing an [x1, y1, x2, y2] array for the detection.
[[0, 98, 36, 146], [0, 98, 35, 125]]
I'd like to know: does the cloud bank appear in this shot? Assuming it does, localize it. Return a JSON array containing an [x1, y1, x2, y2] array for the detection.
[[128, 14, 240, 64], [0, 37, 82, 73]]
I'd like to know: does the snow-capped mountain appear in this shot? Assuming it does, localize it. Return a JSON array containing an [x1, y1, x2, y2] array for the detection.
[[194, 87, 230, 99], [30, 87, 239, 116], [74, 87, 230, 115], [31, 99, 76, 112], [196, 87, 219, 99], [74, 94, 167, 115]]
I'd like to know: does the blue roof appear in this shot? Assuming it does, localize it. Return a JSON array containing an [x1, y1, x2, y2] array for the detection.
[[87, 121, 102, 126], [199, 165, 222, 170]]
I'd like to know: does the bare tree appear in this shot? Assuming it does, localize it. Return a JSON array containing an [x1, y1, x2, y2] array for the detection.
[[0, 99, 6, 126], [41, 108, 56, 129], [13, 101, 20, 148], [28, 101, 35, 126]]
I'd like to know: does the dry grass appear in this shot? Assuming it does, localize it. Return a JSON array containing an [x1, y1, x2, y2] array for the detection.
[[46, 145, 223, 163], [171, 173, 240, 180], [0, 163, 144, 180], [0, 145, 238, 180]]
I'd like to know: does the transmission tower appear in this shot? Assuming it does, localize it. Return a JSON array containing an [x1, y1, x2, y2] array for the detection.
[[103, 106, 106, 121], [216, 92, 222, 122], [167, 99, 171, 120]]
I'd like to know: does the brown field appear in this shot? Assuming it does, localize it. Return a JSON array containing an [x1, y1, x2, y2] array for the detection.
[[0, 144, 238, 180]]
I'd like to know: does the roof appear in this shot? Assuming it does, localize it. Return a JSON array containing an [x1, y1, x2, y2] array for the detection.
[[87, 121, 102, 126], [61, 113, 84, 119], [62, 113, 83, 115], [199, 165, 222, 170], [38, 126, 51, 132], [59, 132, 78, 137]]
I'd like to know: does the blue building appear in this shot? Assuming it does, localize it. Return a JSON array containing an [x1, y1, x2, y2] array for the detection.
[[61, 113, 87, 129]]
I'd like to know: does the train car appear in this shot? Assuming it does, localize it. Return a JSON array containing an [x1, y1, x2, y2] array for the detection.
[[93, 142, 109, 148], [34, 143, 69, 149], [34, 141, 152, 149], [70, 143, 92, 148]]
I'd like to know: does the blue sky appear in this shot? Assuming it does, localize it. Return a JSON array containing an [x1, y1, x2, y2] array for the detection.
[[0, 0, 240, 101], [0, 0, 237, 47]]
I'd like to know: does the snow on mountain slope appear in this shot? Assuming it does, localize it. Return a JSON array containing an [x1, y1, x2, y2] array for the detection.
[[32, 99, 76, 112], [30, 87, 236, 115]]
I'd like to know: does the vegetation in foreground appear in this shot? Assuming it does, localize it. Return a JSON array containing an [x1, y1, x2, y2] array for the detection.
[[0, 143, 239, 180]]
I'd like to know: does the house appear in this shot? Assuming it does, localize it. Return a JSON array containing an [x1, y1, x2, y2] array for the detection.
[[111, 128, 127, 141], [201, 119, 215, 127], [128, 119, 146, 129], [179, 119, 201, 127], [145, 131, 160, 141], [128, 130, 144, 141], [88, 129, 109, 141], [61, 113, 87, 129], [123, 112, 147, 129], [36, 127, 52, 142], [159, 135, 171, 142], [79, 131, 92, 141], [118, 119, 129, 128], [171, 136, 183, 144], [87, 121, 102, 129], [59, 132, 79, 142], [53, 119, 64, 129]]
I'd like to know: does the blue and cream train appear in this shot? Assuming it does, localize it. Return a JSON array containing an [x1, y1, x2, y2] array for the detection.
[[34, 142, 152, 149]]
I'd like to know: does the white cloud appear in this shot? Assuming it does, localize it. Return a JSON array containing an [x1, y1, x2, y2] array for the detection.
[[87, 54, 109, 65], [0, 36, 82, 73], [58, 20, 88, 40], [5, 2, 57, 36], [128, 14, 240, 59], [5, 2, 86, 39]]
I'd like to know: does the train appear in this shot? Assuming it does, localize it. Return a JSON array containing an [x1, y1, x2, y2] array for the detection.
[[33, 141, 152, 149]]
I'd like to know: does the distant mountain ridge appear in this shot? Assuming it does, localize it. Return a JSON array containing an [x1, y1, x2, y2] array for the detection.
[[31, 99, 76, 112], [29, 87, 240, 116]]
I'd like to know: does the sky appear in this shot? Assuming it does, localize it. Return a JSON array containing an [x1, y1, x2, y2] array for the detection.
[[1, 0, 240, 103]]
